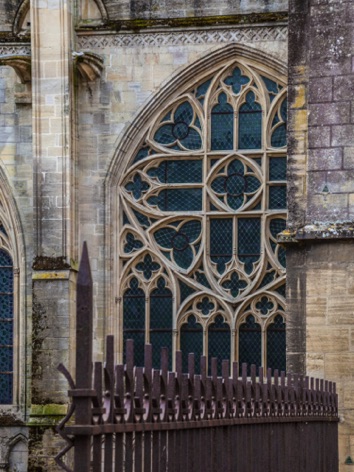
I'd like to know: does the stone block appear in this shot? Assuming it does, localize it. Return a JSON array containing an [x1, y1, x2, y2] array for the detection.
[[308, 147, 342, 170], [308, 125, 331, 148], [309, 101, 350, 126], [332, 125, 354, 146], [309, 76, 333, 103]]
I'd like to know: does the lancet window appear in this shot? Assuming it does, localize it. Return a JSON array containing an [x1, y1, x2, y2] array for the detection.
[[118, 58, 287, 374]]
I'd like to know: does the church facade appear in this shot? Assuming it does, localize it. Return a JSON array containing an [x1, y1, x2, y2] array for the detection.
[[0, 0, 352, 469]]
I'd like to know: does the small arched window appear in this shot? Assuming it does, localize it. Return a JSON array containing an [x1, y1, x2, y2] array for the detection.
[[0, 249, 14, 404], [118, 57, 287, 373]]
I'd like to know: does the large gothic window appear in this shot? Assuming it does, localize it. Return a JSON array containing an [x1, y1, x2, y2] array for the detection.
[[118, 58, 287, 374]]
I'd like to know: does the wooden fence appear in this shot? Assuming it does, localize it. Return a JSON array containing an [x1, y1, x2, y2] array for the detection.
[[55, 243, 339, 472]]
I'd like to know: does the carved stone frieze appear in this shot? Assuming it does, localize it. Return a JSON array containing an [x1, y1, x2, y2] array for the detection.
[[77, 25, 287, 49]]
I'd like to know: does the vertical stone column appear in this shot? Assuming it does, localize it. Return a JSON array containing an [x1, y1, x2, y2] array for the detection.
[[29, 0, 76, 469], [288, 1, 354, 470]]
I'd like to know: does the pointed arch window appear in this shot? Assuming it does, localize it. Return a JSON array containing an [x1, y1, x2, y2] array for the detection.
[[118, 58, 287, 373]]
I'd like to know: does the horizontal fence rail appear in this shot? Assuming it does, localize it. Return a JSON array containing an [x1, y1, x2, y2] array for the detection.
[[55, 244, 339, 472]]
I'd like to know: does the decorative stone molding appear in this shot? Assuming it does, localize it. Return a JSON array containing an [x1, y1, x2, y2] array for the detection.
[[0, 44, 30, 56], [0, 54, 31, 83], [278, 222, 354, 244], [77, 25, 287, 49], [73, 51, 104, 81]]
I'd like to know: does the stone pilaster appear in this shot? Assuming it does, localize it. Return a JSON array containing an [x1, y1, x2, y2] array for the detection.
[[29, 0, 76, 469]]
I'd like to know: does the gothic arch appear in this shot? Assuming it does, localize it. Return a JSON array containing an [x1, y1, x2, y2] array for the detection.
[[106, 43, 288, 370], [0, 163, 26, 405], [13, 0, 30, 35]]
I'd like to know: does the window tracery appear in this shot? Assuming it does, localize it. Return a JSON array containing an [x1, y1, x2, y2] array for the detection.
[[118, 58, 287, 373]]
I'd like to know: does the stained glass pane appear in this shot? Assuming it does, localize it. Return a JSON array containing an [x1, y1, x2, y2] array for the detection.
[[238, 218, 261, 274], [208, 315, 230, 375], [269, 157, 287, 181], [150, 278, 173, 369], [0, 374, 12, 404], [271, 124, 286, 148], [238, 92, 262, 149], [181, 315, 203, 374], [239, 315, 261, 375], [0, 250, 13, 405], [179, 280, 196, 304], [148, 160, 202, 184], [275, 284, 286, 298], [148, 189, 202, 211], [224, 67, 250, 94], [270, 218, 286, 239], [123, 278, 145, 367], [269, 186, 287, 209], [210, 218, 233, 274], [267, 315, 286, 372], [211, 93, 234, 150]]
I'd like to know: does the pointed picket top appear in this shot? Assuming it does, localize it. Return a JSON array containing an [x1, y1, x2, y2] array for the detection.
[[76, 241, 93, 389], [77, 241, 93, 288]]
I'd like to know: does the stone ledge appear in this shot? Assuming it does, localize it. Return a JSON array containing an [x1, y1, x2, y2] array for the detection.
[[278, 222, 354, 244]]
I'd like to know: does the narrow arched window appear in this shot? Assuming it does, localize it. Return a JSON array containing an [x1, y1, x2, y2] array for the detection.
[[180, 315, 203, 374], [239, 315, 261, 374], [0, 249, 14, 404], [117, 57, 287, 372], [267, 314, 286, 372], [123, 277, 145, 367]]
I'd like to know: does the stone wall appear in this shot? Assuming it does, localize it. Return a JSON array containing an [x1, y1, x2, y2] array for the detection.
[[288, 0, 354, 470]]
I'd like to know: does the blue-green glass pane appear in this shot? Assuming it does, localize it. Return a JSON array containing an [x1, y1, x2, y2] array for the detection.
[[278, 247, 286, 268], [174, 102, 193, 124], [181, 315, 203, 374], [210, 218, 233, 274], [280, 99, 287, 122], [125, 174, 149, 200], [133, 146, 150, 164], [174, 245, 193, 269], [148, 189, 202, 211], [270, 218, 286, 239], [256, 296, 274, 315], [269, 157, 287, 181], [224, 67, 250, 94], [150, 280, 173, 330], [0, 374, 12, 404], [208, 315, 230, 376], [180, 129, 202, 150], [275, 284, 286, 298], [179, 280, 196, 304], [124, 233, 143, 254], [148, 160, 202, 184], [133, 210, 151, 229], [150, 279, 173, 369], [271, 124, 286, 148], [0, 268, 13, 294], [259, 271, 276, 288], [238, 92, 262, 150], [0, 296, 13, 320], [211, 93, 234, 150], [196, 79, 212, 103], [267, 315, 286, 373], [0, 320, 13, 345], [0, 251, 12, 267], [239, 315, 261, 375], [136, 255, 160, 280], [222, 272, 247, 298], [269, 186, 287, 209], [154, 124, 174, 146], [0, 346, 12, 372], [150, 331, 173, 370], [261, 76, 279, 94], [123, 279, 145, 367], [238, 218, 261, 273]]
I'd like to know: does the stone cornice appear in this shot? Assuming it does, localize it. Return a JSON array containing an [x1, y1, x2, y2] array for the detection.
[[77, 24, 287, 49]]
